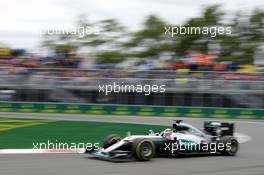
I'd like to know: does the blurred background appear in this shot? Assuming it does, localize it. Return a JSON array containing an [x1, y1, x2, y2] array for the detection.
[[0, 0, 263, 109]]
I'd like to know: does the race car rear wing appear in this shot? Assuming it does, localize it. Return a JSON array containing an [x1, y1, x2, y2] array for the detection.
[[204, 121, 234, 136]]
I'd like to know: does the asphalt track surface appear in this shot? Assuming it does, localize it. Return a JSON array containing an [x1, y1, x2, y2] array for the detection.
[[0, 112, 264, 175]]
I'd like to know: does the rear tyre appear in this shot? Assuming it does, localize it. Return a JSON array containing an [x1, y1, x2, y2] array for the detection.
[[132, 139, 155, 161], [102, 134, 122, 149], [220, 136, 239, 156]]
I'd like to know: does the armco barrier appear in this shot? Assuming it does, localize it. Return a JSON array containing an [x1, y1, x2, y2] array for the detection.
[[0, 102, 263, 120]]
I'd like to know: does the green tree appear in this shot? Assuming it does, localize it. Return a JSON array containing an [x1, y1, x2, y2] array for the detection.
[[124, 15, 172, 59]]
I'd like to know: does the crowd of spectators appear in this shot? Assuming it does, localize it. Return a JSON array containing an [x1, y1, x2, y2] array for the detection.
[[0, 50, 263, 82]]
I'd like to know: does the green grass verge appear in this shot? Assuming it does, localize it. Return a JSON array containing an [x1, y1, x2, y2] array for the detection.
[[0, 118, 167, 149]]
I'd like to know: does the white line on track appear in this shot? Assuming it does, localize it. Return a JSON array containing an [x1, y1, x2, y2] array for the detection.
[[0, 149, 85, 154]]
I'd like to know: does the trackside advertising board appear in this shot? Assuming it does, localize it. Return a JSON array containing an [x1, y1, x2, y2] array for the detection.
[[0, 102, 263, 119]]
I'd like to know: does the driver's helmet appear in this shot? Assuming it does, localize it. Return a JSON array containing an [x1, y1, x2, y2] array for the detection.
[[163, 128, 173, 139]]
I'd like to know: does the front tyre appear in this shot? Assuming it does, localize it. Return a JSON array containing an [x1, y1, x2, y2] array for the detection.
[[102, 134, 122, 149], [220, 136, 239, 156], [132, 139, 155, 161]]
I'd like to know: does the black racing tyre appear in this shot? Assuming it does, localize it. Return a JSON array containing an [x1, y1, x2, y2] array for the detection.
[[102, 134, 122, 149], [132, 139, 155, 161], [220, 136, 239, 156]]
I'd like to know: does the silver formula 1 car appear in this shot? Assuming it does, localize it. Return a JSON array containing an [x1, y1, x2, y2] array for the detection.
[[86, 120, 239, 161]]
